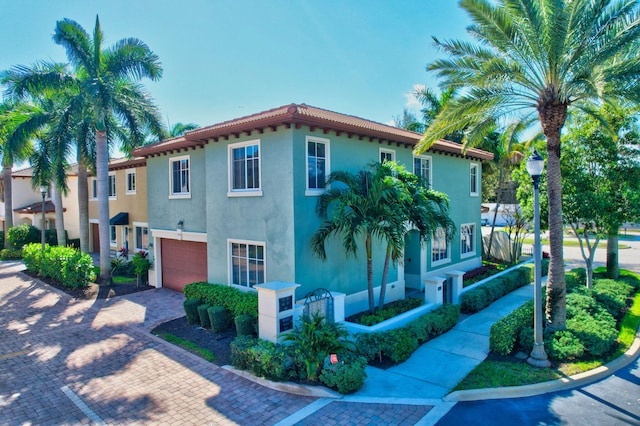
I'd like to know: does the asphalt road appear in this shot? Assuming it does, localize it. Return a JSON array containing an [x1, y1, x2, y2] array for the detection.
[[436, 235, 640, 426]]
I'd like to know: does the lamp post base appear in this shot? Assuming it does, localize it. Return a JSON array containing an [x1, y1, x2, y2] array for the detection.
[[527, 344, 551, 368]]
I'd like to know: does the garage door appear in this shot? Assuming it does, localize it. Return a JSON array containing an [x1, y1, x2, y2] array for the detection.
[[161, 239, 208, 292]]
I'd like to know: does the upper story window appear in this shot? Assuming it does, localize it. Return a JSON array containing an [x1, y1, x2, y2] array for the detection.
[[470, 163, 479, 196], [380, 148, 395, 163], [229, 240, 265, 288], [126, 169, 136, 194], [170, 156, 190, 198], [414, 155, 432, 188], [431, 227, 450, 266], [306, 136, 330, 195], [461, 223, 476, 257], [229, 140, 261, 196], [108, 172, 116, 199], [90, 178, 97, 200]]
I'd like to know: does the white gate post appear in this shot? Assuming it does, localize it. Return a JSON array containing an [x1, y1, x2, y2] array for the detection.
[[254, 281, 300, 343]]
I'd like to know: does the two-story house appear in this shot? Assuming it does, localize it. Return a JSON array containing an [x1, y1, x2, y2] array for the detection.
[[134, 104, 493, 316], [88, 157, 149, 257]]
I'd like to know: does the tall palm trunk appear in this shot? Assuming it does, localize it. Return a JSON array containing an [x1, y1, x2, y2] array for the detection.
[[77, 160, 89, 253], [96, 130, 111, 284], [3, 165, 12, 248], [52, 183, 66, 246], [365, 233, 374, 313], [378, 244, 392, 309], [539, 102, 567, 331]]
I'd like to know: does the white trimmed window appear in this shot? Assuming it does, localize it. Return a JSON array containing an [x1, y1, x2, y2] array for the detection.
[[229, 240, 265, 288], [431, 227, 450, 265], [109, 225, 117, 247], [380, 148, 395, 163], [470, 163, 479, 196], [170, 155, 191, 198], [90, 178, 97, 200], [229, 140, 261, 196], [108, 172, 116, 199], [134, 223, 149, 252], [306, 136, 329, 195], [126, 169, 136, 194], [414, 155, 432, 188], [461, 223, 476, 257]]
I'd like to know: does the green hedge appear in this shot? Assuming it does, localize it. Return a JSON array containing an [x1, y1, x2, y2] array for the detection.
[[0, 249, 22, 259], [183, 282, 258, 318], [355, 304, 460, 365], [460, 260, 548, 314], [22, 243, 95, 288]]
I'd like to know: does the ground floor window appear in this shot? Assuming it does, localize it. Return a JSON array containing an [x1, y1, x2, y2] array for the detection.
[[431, 227, 450, 265], [110, 225, 117, 247], [461, 223, 476, 257], [230, 240, 265, 288], [134, 225, 149, 252]]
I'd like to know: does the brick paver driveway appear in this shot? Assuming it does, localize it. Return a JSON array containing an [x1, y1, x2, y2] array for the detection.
[[0, 262, 435, 425]]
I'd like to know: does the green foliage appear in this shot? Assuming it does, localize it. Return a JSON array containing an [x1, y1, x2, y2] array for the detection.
[[234, 314, 256, 337], [566, 312, 617, 356], [283, 312, 353, 382], [131, 251, 152, 278], [319, 354, 368, 394], [111, 257, 134, 276], [566, 292, 598, 319], [67, 238, 80, 249], [0, 248, 22, 259], [197, 304, 212, 329], [546, 330, 585, 361], [230, 335, 259, 370], [460, 287, 491, 313], [381, 328, 418, 363], [354, 298, 423, 326], [354, 332, 384, 362], [183, 299, 201, 325], [22, 243, 95, 288], [490, 301, 534, 356], [246, 339, 290, 381], [592, 278, 633, 320], [183, 282, 258, 318], [7, 224, 40, 249], [207, 306, 231, 332]]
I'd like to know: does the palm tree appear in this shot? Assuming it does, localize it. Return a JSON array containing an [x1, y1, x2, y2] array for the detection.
[[375, 162, 455, 309], [169, 122, 199, 137], [3, 16, 164, 283], [311, 163, 406, 313], [415, 0, 640, 330], [0, 101, 35, 247]]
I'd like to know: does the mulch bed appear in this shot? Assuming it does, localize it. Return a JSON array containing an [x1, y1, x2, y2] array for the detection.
[[23, 270, 154, 300], [151, 316, 235, 367]]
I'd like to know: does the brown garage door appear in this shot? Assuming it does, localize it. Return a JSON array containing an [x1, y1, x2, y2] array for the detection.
[[161, 239, 208, 292]]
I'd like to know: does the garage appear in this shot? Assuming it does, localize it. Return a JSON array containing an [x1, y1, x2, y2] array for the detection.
[[161, 239, 208, 292]]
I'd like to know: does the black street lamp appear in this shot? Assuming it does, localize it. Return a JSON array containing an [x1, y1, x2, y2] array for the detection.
[[525, 150, 550, 368], [40, 186, 46, 252]]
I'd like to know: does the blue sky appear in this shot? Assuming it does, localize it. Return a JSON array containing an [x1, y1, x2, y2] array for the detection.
[[0, 0, 472, 130]]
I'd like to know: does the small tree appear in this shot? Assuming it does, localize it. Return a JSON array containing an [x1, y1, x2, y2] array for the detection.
[[131, 251, 151, 286]]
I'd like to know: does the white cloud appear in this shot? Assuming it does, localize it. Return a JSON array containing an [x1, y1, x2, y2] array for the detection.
[[404, 84, 426, 109]]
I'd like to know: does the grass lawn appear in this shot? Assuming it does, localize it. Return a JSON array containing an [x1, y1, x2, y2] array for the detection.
[[155, 332, 217, 362], [454, 270, 640, 391], [520, 238, 630, 249]]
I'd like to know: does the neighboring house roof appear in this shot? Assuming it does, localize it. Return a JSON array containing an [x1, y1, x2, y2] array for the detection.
[[132, 103, 494, 162], [108, 157, 146, 171], [14, 200, 64, 214]]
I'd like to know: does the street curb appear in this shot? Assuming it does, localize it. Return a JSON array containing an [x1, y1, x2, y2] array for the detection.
[[444, 329, 640, 402]]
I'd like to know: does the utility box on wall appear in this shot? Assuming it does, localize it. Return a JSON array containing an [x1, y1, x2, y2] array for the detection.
[[254, 281, 300, 343]]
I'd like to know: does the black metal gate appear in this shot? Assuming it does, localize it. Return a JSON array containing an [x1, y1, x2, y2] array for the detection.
[[442, 277, 453, 304]]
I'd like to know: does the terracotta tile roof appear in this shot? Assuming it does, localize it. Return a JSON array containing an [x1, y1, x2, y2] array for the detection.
[[14, 200, 63, 214], [133, 103, 494, 161]]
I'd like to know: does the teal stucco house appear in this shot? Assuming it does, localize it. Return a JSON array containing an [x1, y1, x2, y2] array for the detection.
[[133, 104, 493, 316]]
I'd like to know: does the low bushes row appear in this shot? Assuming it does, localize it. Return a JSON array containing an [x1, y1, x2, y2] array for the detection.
[[460, 259, 549, 314], [183, 282, 258, 317], [355, 304, 460, 365], [489, 268, 639, 361], [183, 298, 257, 335], [22, 243, 96, 288], [349, 298, 423, 326]]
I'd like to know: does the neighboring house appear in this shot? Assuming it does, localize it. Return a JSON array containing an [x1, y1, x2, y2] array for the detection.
[[87, 157, 149, 257], [133, 104, 493, 316], [481, 203, 521, 227], [0, 166, 81, 240]]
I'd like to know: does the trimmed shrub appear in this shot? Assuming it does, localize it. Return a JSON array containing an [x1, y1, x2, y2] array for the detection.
[[7, 224, 40, 249], [356, 298, 422, 326], [184, 282, 258, 318], [246, 339, 290, 381], [1, 249, 22, 259], [355, 332, 383, 362], [320, 354, 368, 394], [592, 279, 633, 320], [207, 306, 231, 332], [381, 328, 418, 363], [460, 287, 491, 313], [427, 304, 460, 337], [566, 292, 597, 319], [230, 335, 259, 370], [197, 304, 212, 328], [546, 330, 585, 361], [183, 299, 201, 325], [490, 300, 534, 355], [22, 243, 95, 288], [567, 311, 617, 356], [518, 326, 535, 354], [235, 314, 256, 337]]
